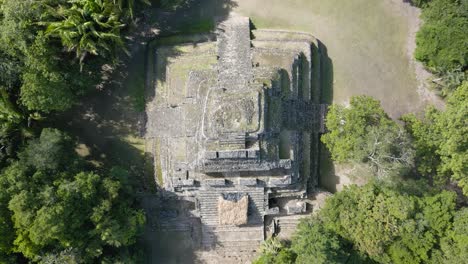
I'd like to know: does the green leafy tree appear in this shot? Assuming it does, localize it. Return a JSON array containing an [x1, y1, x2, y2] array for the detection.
[[402, 108, 442, 185], [322, 96, 414, 179], [38, 248, 82, 264], [1, 128, 145, 262], [18, 126, 76, 171], [291, 217, 349, 264], [20, 33, 97, 113], [0, 163, 16, 263], [261, 183, 463, 264], [253, 238, 296, 264], [435, 208, 468, 263], [437, 82, 468, 194], [0, 0, 101, 114], [415, 0, 468, 72], [403, 82, 467, 195]]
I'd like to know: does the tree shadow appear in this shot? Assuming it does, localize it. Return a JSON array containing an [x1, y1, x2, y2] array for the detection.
[[142, 0, 238, 138], [146, 0, 237, 34]]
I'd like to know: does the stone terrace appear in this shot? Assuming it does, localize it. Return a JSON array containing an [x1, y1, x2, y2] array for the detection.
[[146, 14, 327, 263]]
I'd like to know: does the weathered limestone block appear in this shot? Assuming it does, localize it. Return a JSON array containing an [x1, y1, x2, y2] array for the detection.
[[238, 178, 257, 186], [285, 200, 306, 215], [265, 207, 280, 215], [247, 149, 259, 158], [219, 150, 246, 159], [268, 175, 292, 187], [173, 178, 195, 187], [204, 179, 226, 187], [201, 159, 292, 173]]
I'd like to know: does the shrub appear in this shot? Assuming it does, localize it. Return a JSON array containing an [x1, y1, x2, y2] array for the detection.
[[415, 0, 468, 72]]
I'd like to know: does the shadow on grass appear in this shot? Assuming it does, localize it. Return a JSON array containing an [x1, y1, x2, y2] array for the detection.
[[319, 40, 334, 104], [315, 39, 337, 192], [147, 0, 237, 35], [143, 0, 238, 135], [49, 39, 157, 193], [318, 145, 339, 193]]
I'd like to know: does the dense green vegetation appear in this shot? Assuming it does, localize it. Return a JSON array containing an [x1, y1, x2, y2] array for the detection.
[[322, 96, 414, 179], [255, 183, 467, 264], [0, 0, 131, 167], [415, 0, 467, 71], [0, 129, 145, 263], [403, 82, 468, 195], [0, 0, 155, 262], [322, 87, 467, 194], [414, 0, 467, 96]]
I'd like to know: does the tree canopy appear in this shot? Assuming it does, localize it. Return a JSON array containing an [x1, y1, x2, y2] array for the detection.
[[0, 0, 136, 115], [0, 0, 140, 167], [321, 96, 414, 179], [0, 128, 145, 263], [254, 183, 465, 264], [415, 0, 467, 72], [403, 82, 468, 195]]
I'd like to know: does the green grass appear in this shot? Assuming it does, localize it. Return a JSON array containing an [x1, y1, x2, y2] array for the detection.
[[176, 18, 214, 34], [236, 0, 423, 118], [130, 76, 146, 112], [124, 44, 147, 112]]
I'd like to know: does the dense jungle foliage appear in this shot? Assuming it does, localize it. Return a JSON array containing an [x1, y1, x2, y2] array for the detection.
[[255, 184, 467, 264], [1, 129, 145, 263], [0, 0, 157, 262], [414, 0, 467, 96]]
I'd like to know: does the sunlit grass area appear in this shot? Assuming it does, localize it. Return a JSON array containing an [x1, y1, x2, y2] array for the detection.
[[236, 0, 422, 118]]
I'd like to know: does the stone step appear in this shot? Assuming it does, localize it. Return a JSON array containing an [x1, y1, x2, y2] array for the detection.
[[201, 218, 264, 226]]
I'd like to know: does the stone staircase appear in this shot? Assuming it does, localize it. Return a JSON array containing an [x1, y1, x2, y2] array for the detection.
[[219, 132, 246, 149], [198, 187, 266, 250], [216, 14, 253, 92], [274, 214, 309, 239]]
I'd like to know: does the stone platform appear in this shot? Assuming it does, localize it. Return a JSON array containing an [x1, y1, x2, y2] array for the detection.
[[145, 13, 327, 263]]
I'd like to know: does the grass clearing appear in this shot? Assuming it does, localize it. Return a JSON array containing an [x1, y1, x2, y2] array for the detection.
[[235, 0, 424, 118], [123, 135, 146, 153], [176, 18, 215, 34]]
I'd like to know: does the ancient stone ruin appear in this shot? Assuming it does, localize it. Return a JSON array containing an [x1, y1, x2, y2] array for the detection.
[[146, 13, 327, 263]]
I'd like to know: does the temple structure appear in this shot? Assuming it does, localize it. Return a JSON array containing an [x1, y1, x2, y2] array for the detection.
[[146, 13, 327, 262]]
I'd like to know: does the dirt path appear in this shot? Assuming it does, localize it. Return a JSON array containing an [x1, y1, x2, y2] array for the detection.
[[234, 0, 441, 118], [393, 0, 445, 109]]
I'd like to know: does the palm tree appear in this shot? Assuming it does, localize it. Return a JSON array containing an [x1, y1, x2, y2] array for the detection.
[[46, 0, 127, 67]]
